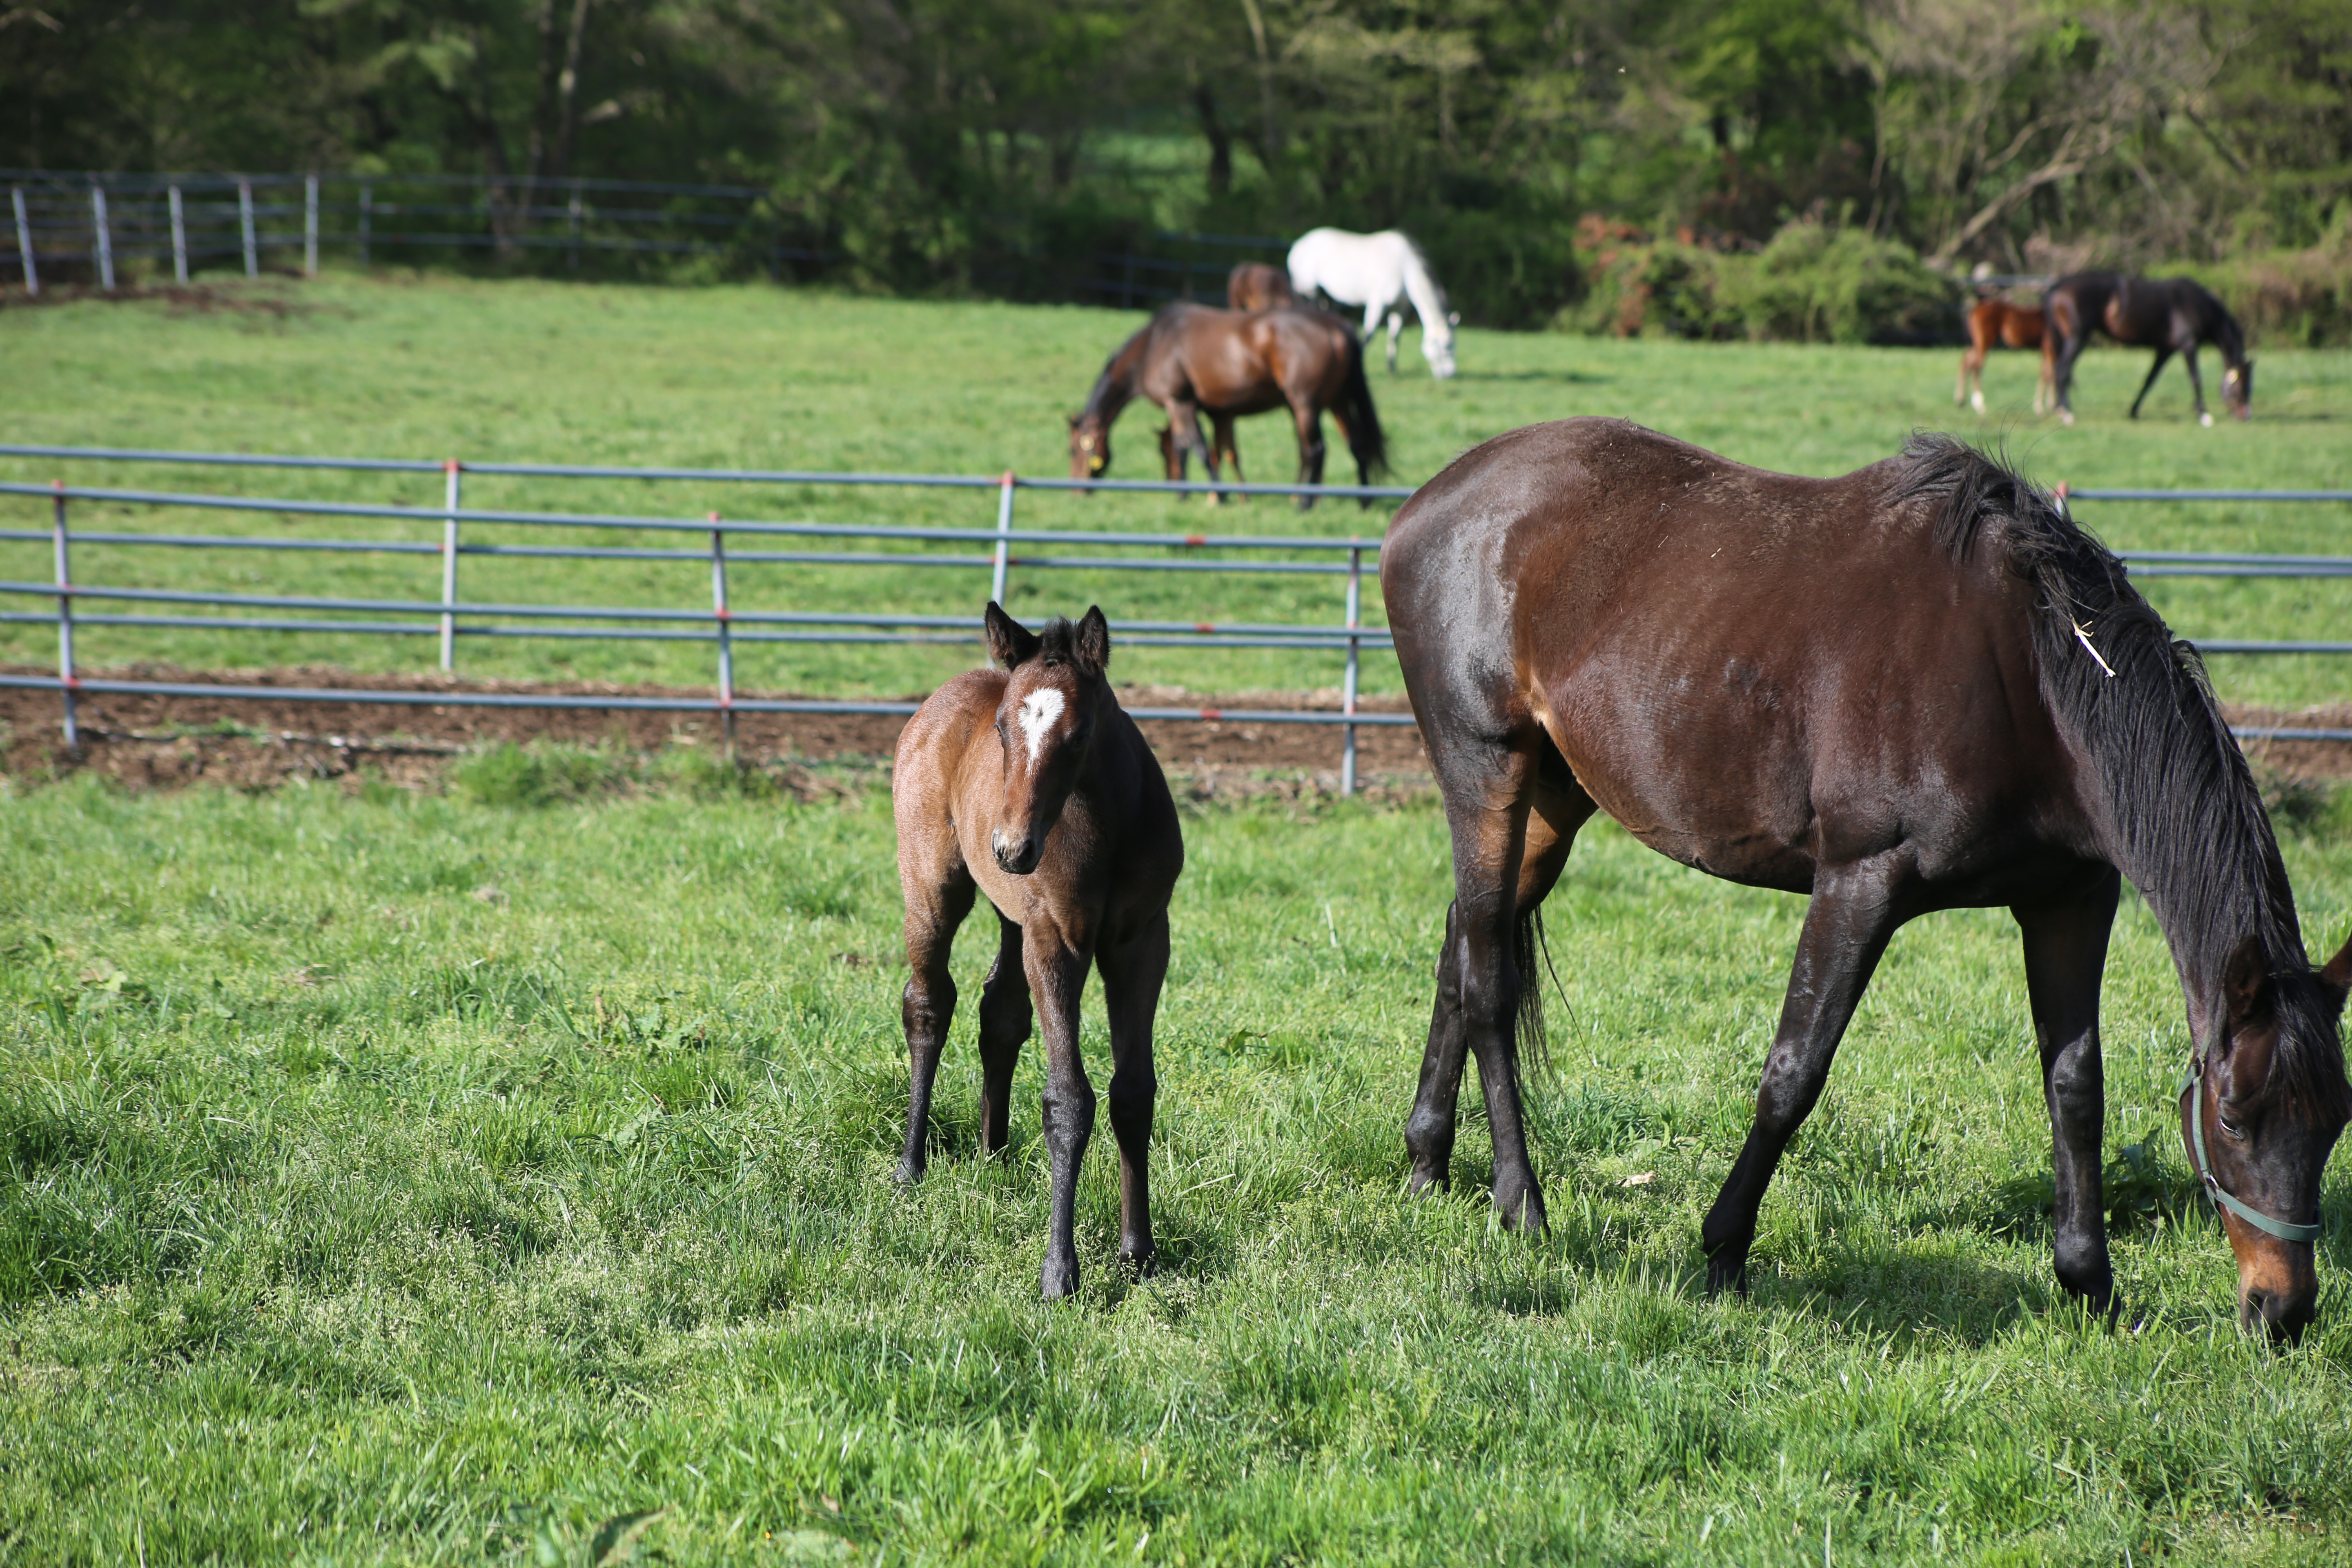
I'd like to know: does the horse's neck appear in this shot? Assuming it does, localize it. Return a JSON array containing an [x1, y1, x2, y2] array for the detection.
[[1085, 336, 1146, 423]]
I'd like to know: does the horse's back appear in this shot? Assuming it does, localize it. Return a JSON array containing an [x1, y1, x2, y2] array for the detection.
[[1385, 420, 2060, 886]]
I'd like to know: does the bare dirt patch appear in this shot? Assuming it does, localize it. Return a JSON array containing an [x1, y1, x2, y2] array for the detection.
[[0, 664, 1430, 797]]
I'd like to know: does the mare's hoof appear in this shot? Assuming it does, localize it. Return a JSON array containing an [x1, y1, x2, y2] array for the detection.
[[1120, 1244, 1156, 1278], [892, 1158, 924, 1187], [1041, 1257, 1080, 1302], [1492, 1185, 1548, 1233], [1704, 1255, 1750, 1297], [1406, 1162, 1450, 1196]]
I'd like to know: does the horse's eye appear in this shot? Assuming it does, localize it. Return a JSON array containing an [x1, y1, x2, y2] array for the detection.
[[2217, 1107, 2247, 1140]]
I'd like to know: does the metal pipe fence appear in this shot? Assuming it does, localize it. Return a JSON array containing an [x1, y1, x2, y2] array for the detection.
[[2, 170, 1283, 302], [0, 448, 2346, 775]]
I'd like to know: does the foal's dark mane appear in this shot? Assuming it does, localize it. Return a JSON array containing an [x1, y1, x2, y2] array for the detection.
[[1897, 435, 2345, 1112], [1033, 616, 1088, 668]]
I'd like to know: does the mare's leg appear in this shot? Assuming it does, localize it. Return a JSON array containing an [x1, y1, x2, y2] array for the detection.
[[1289, 399, 1327, 510], [975, 910, 1032, 1155], [1408, 746, 1592, 1195], [1026, 919, 1096, 1300], [1211, 413, 1245, 494], [896, 846, 977, 1185], [2014, 872, 2120, 1312], [2180, 342, 2210, 425], [1385, 311, 1404, 374], [2051, 328, 2087, 425], [1701, 855, 1911, 1293], [1098, 911, 1169, 1272], [2127, 347, 2175, 420]]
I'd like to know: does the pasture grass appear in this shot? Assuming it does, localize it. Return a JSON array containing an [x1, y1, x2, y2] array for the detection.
[[4, 768, 2352, 1563], [0, 272, 2347, 708]]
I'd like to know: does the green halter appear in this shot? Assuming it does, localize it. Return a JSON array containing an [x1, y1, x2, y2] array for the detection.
[[2177, 1056, 2324, 1244]]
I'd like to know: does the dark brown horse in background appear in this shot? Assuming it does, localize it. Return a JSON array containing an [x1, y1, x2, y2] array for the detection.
[[1383, 419, 2350, 1340], [2046, 273, 2253, 425], [1068, 302, 1386, 507], [1956, 297, 2054, 416], [893, 605, 1184, 1300], [1227, 261, 1297, 312]]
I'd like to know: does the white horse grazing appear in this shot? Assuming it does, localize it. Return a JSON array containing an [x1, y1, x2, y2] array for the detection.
[[1287, 228, 1458, 379]]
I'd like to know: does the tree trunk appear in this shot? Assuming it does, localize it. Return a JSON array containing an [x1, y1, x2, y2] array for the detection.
[[1194, 81, 1233, 195]]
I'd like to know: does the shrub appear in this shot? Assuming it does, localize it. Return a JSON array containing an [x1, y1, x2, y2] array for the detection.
[[1559, 217, 1957, 345], [2207, 225, 2352, 347]]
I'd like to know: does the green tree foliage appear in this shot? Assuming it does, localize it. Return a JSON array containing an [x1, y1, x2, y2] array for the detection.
[[2, 0, 2347, 325]]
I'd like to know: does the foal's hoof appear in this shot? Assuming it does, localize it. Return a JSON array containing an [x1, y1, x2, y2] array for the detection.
[[891, 1157, 924, 1187], [1704, 1254, 1750, 1298], [1040, 1255, 1080, 1302], [1492, 1183, 1548, 1233], [2200, 411, 2214, 428], [1120, 1243, 1157, 1278]]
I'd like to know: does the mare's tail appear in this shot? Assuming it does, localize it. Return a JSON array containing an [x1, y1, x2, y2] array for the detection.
[[1335, 336, 1388, 492]]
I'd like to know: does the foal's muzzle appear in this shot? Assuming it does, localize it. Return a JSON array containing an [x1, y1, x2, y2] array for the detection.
[[991, 828, 1043, 875]]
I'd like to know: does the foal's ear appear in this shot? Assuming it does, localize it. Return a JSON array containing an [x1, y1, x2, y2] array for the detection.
[[2319, 931, 2352, 1020], [984, 601, 1042, 670], [2223, 935, 2276, 1029], [1075, 605, 1111, 672]]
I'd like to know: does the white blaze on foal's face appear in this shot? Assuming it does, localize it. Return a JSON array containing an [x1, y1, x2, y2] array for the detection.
[[1016, 687, 1065, 764]]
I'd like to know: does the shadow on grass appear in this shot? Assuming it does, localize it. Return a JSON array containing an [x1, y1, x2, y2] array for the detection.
[[1447, 368, 1611, 385]]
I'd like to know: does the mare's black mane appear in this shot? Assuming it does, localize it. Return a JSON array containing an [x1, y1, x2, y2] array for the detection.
[[1897, 434, 2346, 1114]]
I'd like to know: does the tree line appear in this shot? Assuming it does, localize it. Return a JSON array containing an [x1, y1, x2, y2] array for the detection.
[[5, 0, 2348, 332]]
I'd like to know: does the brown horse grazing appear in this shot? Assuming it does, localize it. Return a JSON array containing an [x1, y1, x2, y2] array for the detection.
[[893, 604, 1184, 1300], [1956, 297, 2054, 416], [1383, 419, 2352, 1339], [2046, 272, 2253, 426], [1227, 261, 1297, 312], [1068, 302, 1386, 508]]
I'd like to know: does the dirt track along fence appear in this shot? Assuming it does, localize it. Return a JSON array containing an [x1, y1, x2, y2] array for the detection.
[[0, 449, 2345, 792], [1, 171, 1282, 305]]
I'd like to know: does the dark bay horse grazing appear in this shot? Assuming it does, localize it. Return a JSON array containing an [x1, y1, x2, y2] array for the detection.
[[1068, 302, 1386, 508], [1956, 297, 2054, 416], [2046, 273, 2253, 426], [1227, 261, 1296, 312], [893, 605, 1184, 1300], [1384, 419, 2351, 1339]]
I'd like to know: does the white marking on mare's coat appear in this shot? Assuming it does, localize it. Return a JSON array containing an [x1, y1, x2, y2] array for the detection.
[[1017, 688, 1066, 763]]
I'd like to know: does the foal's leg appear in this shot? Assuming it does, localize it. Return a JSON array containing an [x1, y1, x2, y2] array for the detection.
[[1407, 756, 1590, 1195], [2014, 872, 2120, 1313], [1166, 401, 1215, 492], [1098, 911, 1169, 1273], [896, 855, 977, 1185], [975, 910, 1032, 1155], [1701, 855, 1911, 1293], [1386, 311, 1404, 374], [1026, 919, 1096, 1300], [2127, 346, 2175, 421], [1210, 413, 1244, 489]]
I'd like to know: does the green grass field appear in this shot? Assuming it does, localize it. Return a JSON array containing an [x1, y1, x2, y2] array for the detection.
[[0, 273, 2346, 706], [2, 771, 2350, 1564], [5, 277, 2352, 1565]]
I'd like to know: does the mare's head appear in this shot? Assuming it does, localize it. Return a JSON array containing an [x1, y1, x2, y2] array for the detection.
[[2221, 357, 2255, 421], [982, 601, 1111, 875], [2179, 933, 2352, 1342], [1068, 412, 1111, 481]]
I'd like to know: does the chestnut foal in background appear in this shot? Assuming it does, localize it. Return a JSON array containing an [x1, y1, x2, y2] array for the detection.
[[893, 605, 1184, 1299]]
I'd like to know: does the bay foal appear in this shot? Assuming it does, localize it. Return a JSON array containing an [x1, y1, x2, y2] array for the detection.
[[893, 605, 1184, 1299]]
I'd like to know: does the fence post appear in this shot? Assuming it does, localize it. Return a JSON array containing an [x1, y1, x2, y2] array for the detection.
[[1341, 544, 1361, 796], [12, 186, 36, 296], [52, 481, 78, 754], [169, 185, 188, 283], [239, 180, 258, 277], [359, 181, 372, 266], [710, 512, 737, 760], [439, 459, 462, 671], [305, 174, 318, 276], [90, 185, 114, 292], [991, 472, 1015, 606], [568, 181, 583, 271]]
